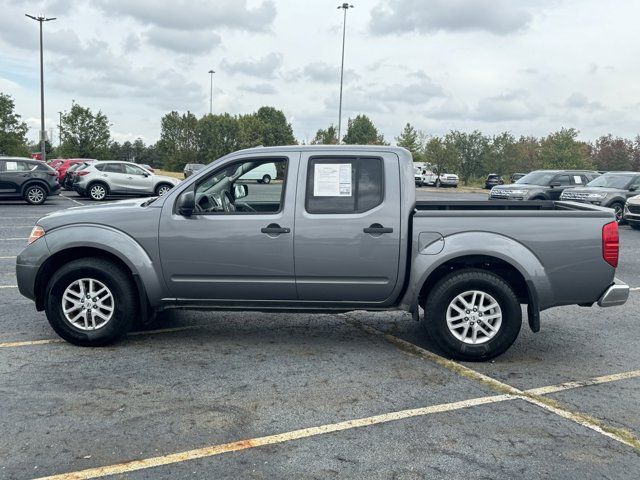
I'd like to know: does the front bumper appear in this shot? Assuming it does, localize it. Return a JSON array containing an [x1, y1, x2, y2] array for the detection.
[[597, 278, 630, 307]]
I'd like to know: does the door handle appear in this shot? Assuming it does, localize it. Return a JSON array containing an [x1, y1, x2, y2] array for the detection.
[[363, 223, 393, 234], [261, 223, 290, 235]]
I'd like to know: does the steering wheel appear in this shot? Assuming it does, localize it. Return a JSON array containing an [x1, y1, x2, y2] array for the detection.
[[221, 192, 236, 212]]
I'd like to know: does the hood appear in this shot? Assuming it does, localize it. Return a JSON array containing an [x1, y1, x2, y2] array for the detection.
[[155, 175, 180, 184], [626, 195, 640, 205], [493, 183, 537, 190], [36, 198, 156, 230], [561, 186, 624, 195]]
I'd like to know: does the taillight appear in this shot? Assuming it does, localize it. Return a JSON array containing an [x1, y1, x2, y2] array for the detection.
[[602, 221, 619, 268], [76, 171, 90, 176]]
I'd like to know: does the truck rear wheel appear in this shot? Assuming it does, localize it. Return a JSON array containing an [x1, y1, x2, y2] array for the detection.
[[44, 258, 137, 346], [422, 269, 522, 361]]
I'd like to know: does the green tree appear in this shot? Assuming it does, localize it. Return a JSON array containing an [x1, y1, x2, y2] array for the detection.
[[157, 111, 199, 171], [514, 136, 542, 173], [255, 106, 295, 146], [424, 136, 458, 176], [539, 128, 591, 169], [0, 92, 30, 156], [197, 113, 240, 163], [311, 125, 338, 145], [57, 104, 111, 159], [132, 138, 148, 163], [342, 115, 386, 145], [591, 134, 632, 171], [484, 132, 518, 175], [395, 123, 424, 161], [446, 130, 488, 184]]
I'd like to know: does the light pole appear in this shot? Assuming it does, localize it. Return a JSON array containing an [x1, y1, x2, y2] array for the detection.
[[337, 3, 353, 144], [26, 13, 56, 162], [57, 111, 62, 146], [208, 70, 215, 115]]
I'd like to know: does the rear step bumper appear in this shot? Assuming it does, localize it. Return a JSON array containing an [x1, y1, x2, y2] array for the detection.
[[598, 278, 630, 307]]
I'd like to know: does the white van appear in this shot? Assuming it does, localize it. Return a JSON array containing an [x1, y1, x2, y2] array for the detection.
[[239, 162, 277, 184]]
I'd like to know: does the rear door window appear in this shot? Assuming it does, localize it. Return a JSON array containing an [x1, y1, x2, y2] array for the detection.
[[102, 163, 125, 173], [554, 175, 571, 186], [305, 157, 384, 214]]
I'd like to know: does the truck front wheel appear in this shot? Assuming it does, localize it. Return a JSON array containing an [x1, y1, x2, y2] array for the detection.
[[422, 269, 522, 361], [44, 258, 137, 346]]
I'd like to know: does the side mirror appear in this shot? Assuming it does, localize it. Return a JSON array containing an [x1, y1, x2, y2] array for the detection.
[[629, 186, 637, 192], [234, 184, 248, 199], [176, 190, 195, 216], [550, 181, 562, 188]]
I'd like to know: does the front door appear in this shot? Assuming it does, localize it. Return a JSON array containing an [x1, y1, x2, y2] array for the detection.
[[158, 154, 298, 301], [0, 159, 32, 194], [294, 152, 402, 303], [123, 163, 154, 194]]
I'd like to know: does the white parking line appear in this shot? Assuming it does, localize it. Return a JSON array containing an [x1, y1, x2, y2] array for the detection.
[[0, 225, 33, 228], [630, 287, 640, 292], [32, 367, 640, 480], [0, 285, 17, 289], [60, 194, 85, 206], [0, 256, 16, 259], [0, 238, 26, 241]]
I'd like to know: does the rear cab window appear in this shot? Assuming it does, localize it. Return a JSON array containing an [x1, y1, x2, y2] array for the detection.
[[305, 157, 384, 214]]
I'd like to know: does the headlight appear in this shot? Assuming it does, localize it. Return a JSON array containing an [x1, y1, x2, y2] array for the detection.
[[28, 225, 45, 244]]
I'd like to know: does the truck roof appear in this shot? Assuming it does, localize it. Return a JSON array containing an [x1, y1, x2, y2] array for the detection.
[[233, 145, 411, 156]]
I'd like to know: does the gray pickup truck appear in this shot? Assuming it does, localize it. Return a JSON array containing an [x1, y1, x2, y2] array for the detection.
[[16, 146, 629, 360]]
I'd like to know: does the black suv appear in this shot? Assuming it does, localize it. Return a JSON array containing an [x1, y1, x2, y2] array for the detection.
[[0, 157, 60, 204], [560, 171, 640, 223], [489, 169, 600, 201], [484, 174, 504, 189]]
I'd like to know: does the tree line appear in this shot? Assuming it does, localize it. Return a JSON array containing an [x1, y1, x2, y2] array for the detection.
[[1, 92, 639, 182]]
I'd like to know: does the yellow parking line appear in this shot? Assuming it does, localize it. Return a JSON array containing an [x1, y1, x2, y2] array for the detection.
[[527, 369, 640, 395], [35, 393, 515, 480], [32, 364, 640, 480], [0, 325, 203, 349], [347, 319, 640, 451]]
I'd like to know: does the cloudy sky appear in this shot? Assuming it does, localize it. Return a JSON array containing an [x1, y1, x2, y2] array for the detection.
[[1, 0, 638, 146]]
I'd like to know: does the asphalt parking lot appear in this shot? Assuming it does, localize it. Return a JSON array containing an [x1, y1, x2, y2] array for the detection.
[[1, 188, 639, 479]]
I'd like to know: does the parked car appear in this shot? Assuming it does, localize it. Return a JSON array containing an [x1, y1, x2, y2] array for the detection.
[[47, 159, 65, 169], [484, 174, 504, 189], [560, 171, 640, 223], [183, 163, 205, 178], [73, 161, 180, 201], [0, 156, 60, 204], [16, 146, 628, 361], [510, 172, 527, 183], [56, 158, 95, 185], [489, 169, 600, 201], [63, 160, 97, 190], [421, 171, 459, 187], [623, 195, 640, 229]]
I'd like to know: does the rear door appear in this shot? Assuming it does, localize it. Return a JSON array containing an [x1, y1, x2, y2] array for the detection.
[[101, 163, 128, 193], [294, 151, 402, 303]]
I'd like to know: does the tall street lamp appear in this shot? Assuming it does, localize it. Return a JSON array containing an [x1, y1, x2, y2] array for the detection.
[[26, 13, 56, 162], [208, 70, 215, 115], [337, 3, 353, 144], [57, 111, 63, 146]]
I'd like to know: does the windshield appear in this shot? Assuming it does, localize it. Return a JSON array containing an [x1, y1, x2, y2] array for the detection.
[[586, 174, 637, 189], [515, 171, 557, 186]]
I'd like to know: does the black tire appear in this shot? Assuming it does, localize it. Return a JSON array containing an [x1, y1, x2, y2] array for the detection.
[[262, 174, 271, 184], [155, 183, 173, 196], [44, 258, 137, 346], [422, 269, 522, 361], [88, 182, 108, 201], [24, 184, 47, 205], [610, 202, 624, 224]]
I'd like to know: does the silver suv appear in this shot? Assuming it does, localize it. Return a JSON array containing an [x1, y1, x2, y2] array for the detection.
[[74, 161, 180, 201]]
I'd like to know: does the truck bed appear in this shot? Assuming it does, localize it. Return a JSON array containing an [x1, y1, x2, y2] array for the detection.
[[414, 200, 612, 214]]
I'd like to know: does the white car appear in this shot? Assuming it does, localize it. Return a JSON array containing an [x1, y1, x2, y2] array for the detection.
[[239, 162, 277, 184], [73, 161, 180, 201]]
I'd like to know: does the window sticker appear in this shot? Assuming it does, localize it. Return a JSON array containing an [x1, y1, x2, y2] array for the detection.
[[313, 163, 352, 196], [6, 161, 18, 171], [573, 175, 582, 184]]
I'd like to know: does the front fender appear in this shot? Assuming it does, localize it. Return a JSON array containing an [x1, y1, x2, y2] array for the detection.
[[43, 224, 165, 307], [401, 231, 554, 315]]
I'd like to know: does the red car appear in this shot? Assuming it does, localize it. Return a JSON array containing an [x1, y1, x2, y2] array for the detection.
[[47, 159, 65, 169], [56, 159, 96, 184]]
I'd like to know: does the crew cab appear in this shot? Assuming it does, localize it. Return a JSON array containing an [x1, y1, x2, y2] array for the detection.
[[489, 169, 600, 201], [16, 146, 629, 361]]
